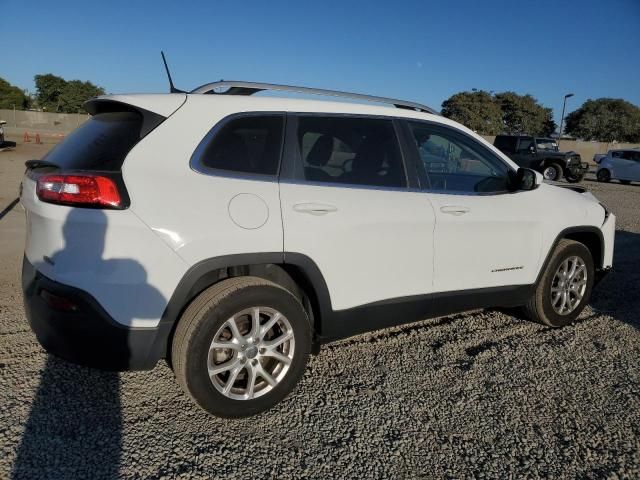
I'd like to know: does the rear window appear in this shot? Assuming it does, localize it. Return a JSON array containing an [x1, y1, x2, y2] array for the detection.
[[42, 112, 143, 171]]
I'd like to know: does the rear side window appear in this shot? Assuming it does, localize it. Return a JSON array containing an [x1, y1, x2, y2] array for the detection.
[[42, 112, 143, 171], [294, 116, 406, 188], [195, 115, 284, 176]]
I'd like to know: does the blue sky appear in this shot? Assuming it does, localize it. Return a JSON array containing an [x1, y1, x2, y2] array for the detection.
[[3, 0, 639, 124]]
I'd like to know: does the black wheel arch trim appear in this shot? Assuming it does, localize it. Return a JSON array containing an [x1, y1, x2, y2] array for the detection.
[[535, 226, 605, 286]]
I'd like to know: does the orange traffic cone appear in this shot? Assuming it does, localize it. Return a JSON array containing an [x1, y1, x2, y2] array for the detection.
[[23, 132, 31, 142], [35, 133, 42, 145]]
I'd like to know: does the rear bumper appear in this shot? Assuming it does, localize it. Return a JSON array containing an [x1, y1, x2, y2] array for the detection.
[[22, 256, 165, 371]]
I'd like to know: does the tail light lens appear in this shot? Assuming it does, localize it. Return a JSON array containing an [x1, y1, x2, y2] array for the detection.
[[36, 173, 124, 208]]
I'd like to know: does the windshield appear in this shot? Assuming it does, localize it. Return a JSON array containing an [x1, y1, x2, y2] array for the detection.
[[536, 139, 559, 151]]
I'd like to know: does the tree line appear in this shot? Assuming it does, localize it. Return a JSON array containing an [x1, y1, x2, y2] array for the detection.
[[1, 74, 638, 142], [0, 74, 104, 113], [441, 90, 640, 143]]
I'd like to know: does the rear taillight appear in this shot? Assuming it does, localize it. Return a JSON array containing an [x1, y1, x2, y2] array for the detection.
[[36, 173, 124, 208]]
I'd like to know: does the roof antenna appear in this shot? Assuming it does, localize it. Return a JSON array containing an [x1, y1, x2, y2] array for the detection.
[[161, 51, 185, 93]]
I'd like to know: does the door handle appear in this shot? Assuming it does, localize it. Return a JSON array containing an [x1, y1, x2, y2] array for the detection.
[[293, 203, 338, 215], [440, 205, 470, 215]]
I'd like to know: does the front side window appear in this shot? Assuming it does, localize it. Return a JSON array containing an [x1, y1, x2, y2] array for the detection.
[[517, 138, 534, 153], [196, 115, 284, 176], [408, 121, 511, 193], [535, 138, 558, 151], [294, 116, 406, 188]]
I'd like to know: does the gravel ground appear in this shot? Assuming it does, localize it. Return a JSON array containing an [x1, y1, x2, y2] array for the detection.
[[1, 143, 639, 479]]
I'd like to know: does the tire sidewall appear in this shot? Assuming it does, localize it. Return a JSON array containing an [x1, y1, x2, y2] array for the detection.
[[183, 285, 311, 417], [539, 242, 594, 327]]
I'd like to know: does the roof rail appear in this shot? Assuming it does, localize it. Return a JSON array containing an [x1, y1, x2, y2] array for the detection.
[[189, 80, 439, 115]]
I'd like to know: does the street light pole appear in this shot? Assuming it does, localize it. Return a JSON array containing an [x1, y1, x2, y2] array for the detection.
[[558, 93, 574, 140]]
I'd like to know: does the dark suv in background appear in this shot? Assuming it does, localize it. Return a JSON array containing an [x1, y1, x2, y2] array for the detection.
[[494, 135, 588, 182]]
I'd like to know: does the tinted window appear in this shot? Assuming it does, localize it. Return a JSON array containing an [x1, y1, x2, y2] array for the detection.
[[198, 115, 284, 176], [612, 151, 623, 158], [517, 138, 534, 152], [409, 122, 511, 193], [42, 112, 142, 171], [295, 116, 405, 188]]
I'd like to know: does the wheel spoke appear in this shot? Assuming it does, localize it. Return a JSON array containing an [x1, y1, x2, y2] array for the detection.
[[567, 258, 578, 279], [245, 365, 257, 399], [262, 330, 293, 349], [260, 312, 281, 339], [250, 307, 261, 339], [222, 364, 243, 394], [257, 364, 278, 387], [209, 357, 240, 376], [263, 348, 292, 365], [225, 317, 243, 342], [559, 291, 568, 313], [210, 340, 240, 351]]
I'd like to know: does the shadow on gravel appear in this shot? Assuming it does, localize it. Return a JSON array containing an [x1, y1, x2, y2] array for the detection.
[[13, 209, 165, 479], [11, 359, 123, 480], [589, 230, 640, 330]]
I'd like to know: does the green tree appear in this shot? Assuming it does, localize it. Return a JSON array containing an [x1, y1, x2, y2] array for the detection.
[[564, 98, 640, 142], [34, 74, 67, 111], [441, 90, 503, 134], [494, 92, 556, 136], [59, 80, 105, 113], [0, 77, 30, 109], [34, 74, 105, 113]]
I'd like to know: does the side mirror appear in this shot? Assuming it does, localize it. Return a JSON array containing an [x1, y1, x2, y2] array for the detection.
[[529, 145, 536, 154], [511, 168, 540, 191]]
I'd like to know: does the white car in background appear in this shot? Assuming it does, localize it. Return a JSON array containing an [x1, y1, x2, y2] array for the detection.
[[596, 148, 640, 184]]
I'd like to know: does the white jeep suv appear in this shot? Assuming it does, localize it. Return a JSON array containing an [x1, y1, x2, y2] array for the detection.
[[21, 81, 615, 417]]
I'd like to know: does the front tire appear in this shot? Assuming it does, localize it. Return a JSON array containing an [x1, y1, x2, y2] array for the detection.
[[542, 163, 563, 181], [565, 172, 585, 183], [523, 239, 594, 327], [597, 169, 611, 182], [172, 276, 312, 417]]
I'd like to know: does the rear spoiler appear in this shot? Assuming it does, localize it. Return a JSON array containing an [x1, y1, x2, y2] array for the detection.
[[83, 99, 176, 138]]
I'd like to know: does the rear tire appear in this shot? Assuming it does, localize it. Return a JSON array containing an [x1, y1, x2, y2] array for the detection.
[[542, 163, 563, 181], [523, 239, 594, 327], [172, 276, 312, 417], [597, 169, 611, 182]]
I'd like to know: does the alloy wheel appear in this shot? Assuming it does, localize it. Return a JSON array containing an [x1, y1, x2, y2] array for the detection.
[[550, 256, 587, 315], [207, 307, 295, 400]]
